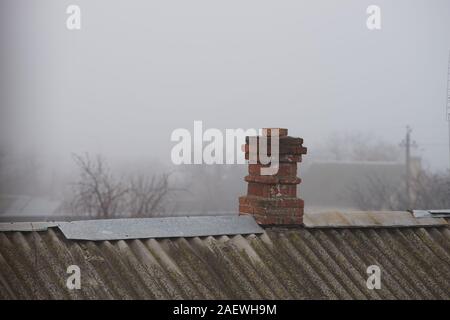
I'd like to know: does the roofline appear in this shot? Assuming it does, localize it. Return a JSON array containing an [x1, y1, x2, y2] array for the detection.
[[0, 211, 447, 241]]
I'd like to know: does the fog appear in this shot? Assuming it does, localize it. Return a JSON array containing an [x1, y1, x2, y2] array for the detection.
[[1, 0, 450, 216]]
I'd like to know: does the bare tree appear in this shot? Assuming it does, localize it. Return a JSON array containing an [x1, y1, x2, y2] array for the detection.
[[348, 169, 450, 211], [66, 154, 128, 218], [323, 132, 402, 162], [411, 170, 450, 209], [347, 174, 407, 211], [64, 153, 174, 218], [127, 173, 172, 217], [0, 146, 5, 194]]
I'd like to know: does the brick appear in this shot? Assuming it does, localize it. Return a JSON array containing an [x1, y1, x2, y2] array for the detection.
[[262, 128, 288, 137], [245, 153, 303, 163], [252, 207, 303, 216], [245, 175, 301, 185], [239, 196, 304, 209], [245, 136, 304, 146], [243, 143, 307, 156], [239, 204, 253, 214], [247, 183, 297, 198], [251, 213, 303, 225], [248, 163, 297, 177]]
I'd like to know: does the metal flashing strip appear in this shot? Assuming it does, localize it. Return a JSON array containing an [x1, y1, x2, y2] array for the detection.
[[413, 210, 450, 218], [304, 211, 448, 228], [0, 215, 263, 240], [57, 215, 263, 240], [0, 221, 58, 232]]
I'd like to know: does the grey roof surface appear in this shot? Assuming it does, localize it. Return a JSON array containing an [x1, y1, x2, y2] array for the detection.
[[58, 216, 263, 240], [0, 216, 263, 239], [413, 209, 450, 218], [303, 211, 448, 228], [0, 212, 449, 300]]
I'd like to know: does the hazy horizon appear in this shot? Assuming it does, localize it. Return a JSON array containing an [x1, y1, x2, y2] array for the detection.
[[1, 0, 450, 203]]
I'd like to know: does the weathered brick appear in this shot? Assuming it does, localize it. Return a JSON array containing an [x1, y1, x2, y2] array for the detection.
[[262, 128, 288, 137], [247, 183, 297, 198], [245, 136, 304, 146], [243, 143, 307, 156], [252, 206, 303, 216], [239, 204, 253, 214], [240, 196, 304, 210], [245, 175, 301, 185], [252, 213, 303, 225], [245, 153, 303, 163], [248, 163, 297, 177]]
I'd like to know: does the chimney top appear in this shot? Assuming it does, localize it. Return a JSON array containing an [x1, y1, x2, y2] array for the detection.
[[239, 128, 307, 226], [262, 128, 288, 137]]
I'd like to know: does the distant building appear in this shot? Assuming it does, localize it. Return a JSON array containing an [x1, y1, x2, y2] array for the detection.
[[301, 160, 421, 212]]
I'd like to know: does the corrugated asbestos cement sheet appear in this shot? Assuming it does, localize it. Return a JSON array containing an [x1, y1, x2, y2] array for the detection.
[[303, 211, 448, 228], [0, 226, 449, 299]]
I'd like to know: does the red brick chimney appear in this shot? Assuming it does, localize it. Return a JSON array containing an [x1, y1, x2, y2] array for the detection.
[[239, 128, 307, 225]]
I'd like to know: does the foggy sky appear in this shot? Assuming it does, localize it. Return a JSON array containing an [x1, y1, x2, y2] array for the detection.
[[2, 0, 450, 178]]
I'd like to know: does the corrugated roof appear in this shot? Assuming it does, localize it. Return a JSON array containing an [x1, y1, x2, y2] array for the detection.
[[303, 211, 448, 228], [1, 222, 449, 299]]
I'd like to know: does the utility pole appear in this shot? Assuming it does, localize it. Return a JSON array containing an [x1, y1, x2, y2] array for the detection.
[[400, 126, 417, 208], [446, 51, 450, 171]]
